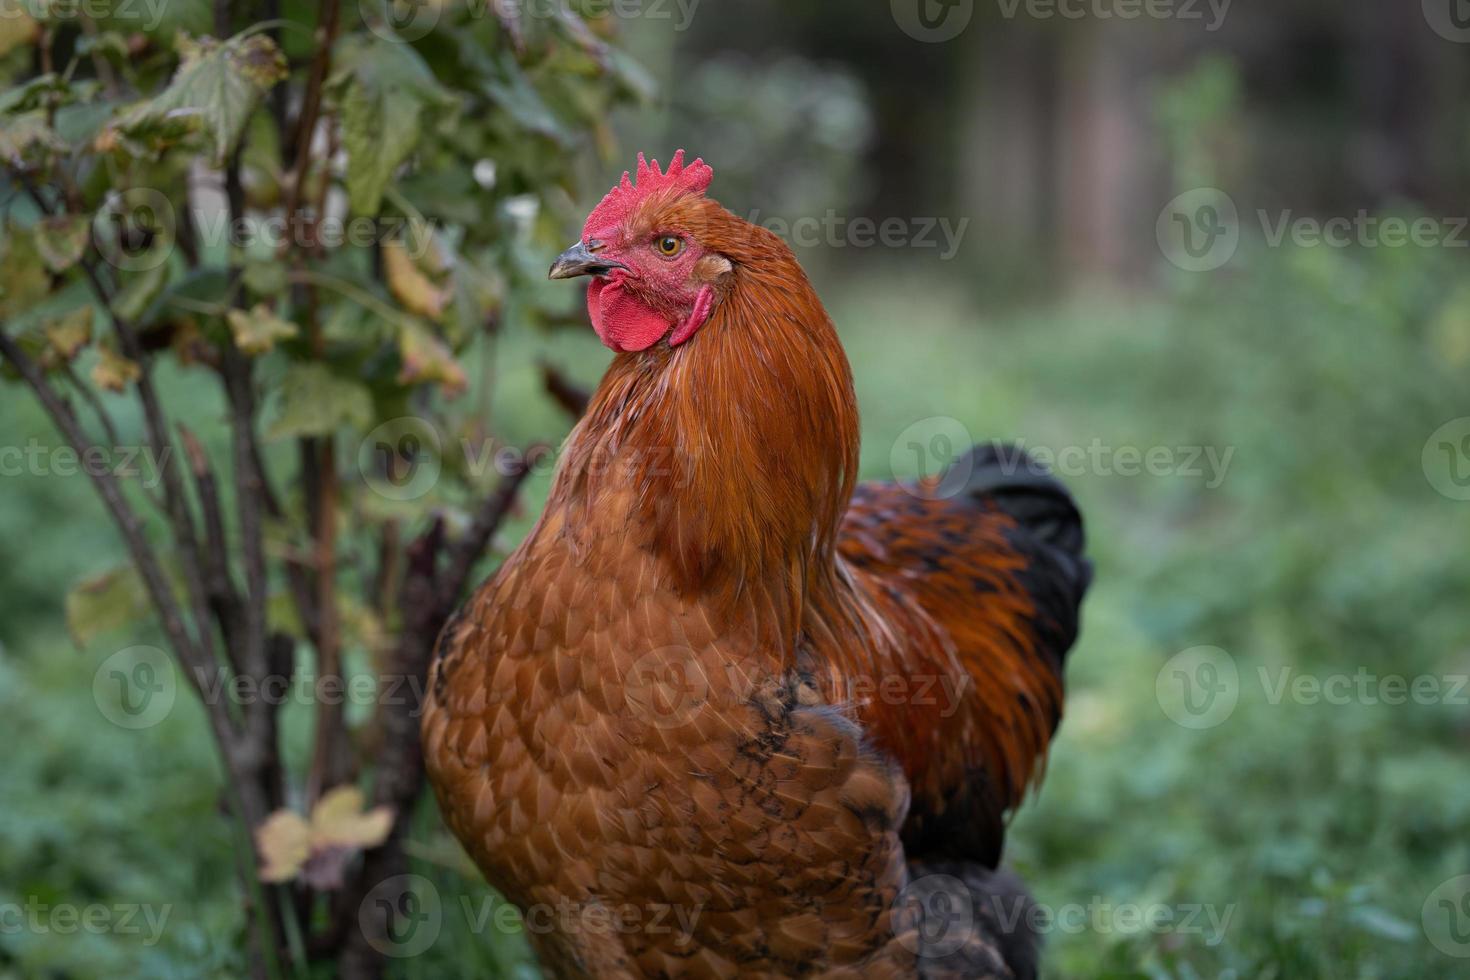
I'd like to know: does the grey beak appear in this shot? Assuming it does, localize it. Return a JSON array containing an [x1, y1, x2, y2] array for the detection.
[[548, 240, 627, 280]]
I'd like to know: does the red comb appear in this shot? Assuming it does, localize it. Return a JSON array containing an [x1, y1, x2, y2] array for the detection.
[[582, 150, 714, 239]]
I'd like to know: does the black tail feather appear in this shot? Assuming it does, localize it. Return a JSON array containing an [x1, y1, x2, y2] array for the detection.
[[962, 441, 1093, 612]]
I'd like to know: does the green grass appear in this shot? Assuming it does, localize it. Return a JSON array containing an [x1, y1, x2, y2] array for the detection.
[[1, 241, 1466, 977]]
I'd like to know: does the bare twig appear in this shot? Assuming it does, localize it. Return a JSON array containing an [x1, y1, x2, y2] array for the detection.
[[0, 330, 217, 708], [441, 450, 539, 606], [334, 457, 536, 976], [219, 346, 274, 700], [60, 362, 123, 448], [280, 0, 342, 238], [178, 424, 247, 676], [18, 171, 222, 675], [539, 360, 591, 419], [306, 434, 348, 798], [370, 519, 402, 618]]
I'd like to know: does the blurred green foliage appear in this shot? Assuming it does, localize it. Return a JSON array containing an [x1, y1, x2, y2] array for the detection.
[[4, 232, 1467, 976], [2, 3, 1467, 976]]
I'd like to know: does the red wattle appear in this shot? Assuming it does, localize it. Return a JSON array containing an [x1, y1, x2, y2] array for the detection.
[[668, 285, 715, 347], [587, 279, 675, 353]]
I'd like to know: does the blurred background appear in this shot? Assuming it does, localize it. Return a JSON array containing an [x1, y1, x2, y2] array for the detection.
[[2, 0, 1469, 977]]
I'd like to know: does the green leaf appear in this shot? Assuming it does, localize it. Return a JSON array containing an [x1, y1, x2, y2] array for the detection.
[[242, 259, 287, 299], [0, 224, 50, 319], [333, 35, 457, 216], [0, 109, 64, 163], [0, 72, 66, 115], [482, 50, 570, 144], [447, 256, 504, 345], [111, 262, 169, 323], [340, 80, 421, 217], [267, 363, 374, 440], [119, 33, 287, 165], [75, 30, 130, 62], [227, 303, 298, 356], [66, 564, 150, 648], [604, 47, 657, 104], [34, 214, 89, 273]]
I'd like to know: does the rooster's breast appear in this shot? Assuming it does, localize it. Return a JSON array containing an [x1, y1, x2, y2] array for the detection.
[[421, 530, 931, 976]]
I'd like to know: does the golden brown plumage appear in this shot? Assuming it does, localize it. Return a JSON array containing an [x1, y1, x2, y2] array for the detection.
[[422, 153, 1089, 977]]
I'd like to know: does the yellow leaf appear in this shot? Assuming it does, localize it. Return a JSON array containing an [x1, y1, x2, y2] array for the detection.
[[384, 239, 450, 321], [0, 1, 38, 59], [256, 809, 311, 883], [65, 562, 149, 648], [44, 305, 94, 365], [227, 303, 298, 356], [309, 785, 395, 850], [91, 342, 141, 392], [397, 319, 466, 397]]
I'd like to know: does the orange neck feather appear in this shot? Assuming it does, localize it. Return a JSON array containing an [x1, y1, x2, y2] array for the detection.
[[552, 211, 860, 624]]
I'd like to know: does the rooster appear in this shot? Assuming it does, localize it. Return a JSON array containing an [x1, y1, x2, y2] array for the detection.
[[422, 151, 1091, 978]]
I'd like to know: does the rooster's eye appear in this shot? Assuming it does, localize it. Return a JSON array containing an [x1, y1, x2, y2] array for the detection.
[[655, 235, 684, 257]]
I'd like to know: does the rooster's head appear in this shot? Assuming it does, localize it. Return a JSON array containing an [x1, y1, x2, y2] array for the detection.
[[549, 150, 734, 353]]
